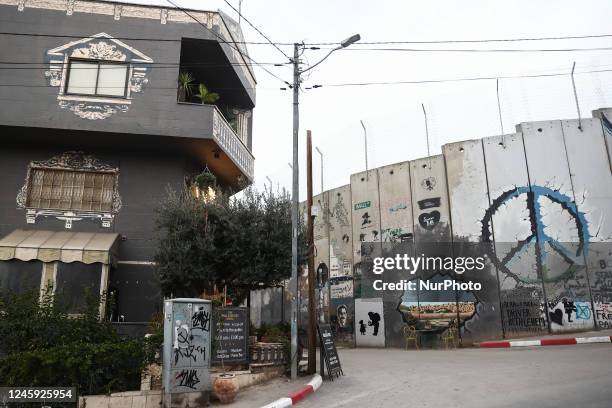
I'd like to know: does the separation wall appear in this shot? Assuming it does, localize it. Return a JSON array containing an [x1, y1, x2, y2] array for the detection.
[[297, 108, 612, 346]]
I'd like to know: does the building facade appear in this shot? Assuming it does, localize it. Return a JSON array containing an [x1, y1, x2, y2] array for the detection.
[[0, 0, 256, 328]]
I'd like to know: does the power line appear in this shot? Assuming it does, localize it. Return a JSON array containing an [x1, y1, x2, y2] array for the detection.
[[335, 46, 612, 53], [3, 31, 612, 46], [305, 67, 612, 88], [0, 31, 289, 44], [303, 33, 612, 46], [164, 0, 291, 87], [0, 61, 285, 68], [221, 0, 291, 61]]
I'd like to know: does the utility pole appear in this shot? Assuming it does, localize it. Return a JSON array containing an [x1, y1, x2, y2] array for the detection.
[[290, 34, 360, 381], [290, 43, 300, 381], [306, 130, 316, 375]]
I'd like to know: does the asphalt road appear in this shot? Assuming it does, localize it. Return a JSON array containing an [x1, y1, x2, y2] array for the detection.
[[297, 345, 612, 408]]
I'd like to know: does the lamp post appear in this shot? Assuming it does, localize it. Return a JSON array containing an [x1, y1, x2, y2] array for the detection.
[[360, 120, 368, 178], [290, 33, 360, 380], [315, 146, 323, 194]]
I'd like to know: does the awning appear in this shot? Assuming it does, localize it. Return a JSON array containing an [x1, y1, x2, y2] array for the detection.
[[0, 229, 119, 265]]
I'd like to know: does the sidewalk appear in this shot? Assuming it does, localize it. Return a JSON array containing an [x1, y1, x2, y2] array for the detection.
[[477, 328, 612, 348], [213, 375, 312, 408]]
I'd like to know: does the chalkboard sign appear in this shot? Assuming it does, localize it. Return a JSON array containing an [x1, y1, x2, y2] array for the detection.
[[212, 307, 249, 365], [317, 323, 343, 380]]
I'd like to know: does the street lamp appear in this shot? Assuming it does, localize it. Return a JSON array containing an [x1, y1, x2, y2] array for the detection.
[[315, 146, 323, 193], [360, 120, 369, 179], [290, 33, 360, 380]]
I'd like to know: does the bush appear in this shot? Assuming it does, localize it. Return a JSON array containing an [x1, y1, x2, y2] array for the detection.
[[0, 341, 145, 395], [0, 288, 160, 395]]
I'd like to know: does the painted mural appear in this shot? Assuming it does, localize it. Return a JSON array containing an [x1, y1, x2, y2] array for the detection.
[[298, 109, 612, 347]]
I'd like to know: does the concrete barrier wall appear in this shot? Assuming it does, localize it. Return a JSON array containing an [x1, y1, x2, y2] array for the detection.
[[296, 108, 612, 346]]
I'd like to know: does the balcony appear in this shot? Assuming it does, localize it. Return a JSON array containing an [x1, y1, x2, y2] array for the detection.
[[175, 102, 254, 186]]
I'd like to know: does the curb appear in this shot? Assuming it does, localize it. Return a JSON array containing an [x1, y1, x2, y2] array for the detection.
[[477, 336, 612, 348], [260, 374, 323, 408]]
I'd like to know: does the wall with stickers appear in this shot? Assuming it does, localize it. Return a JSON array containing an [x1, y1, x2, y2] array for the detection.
[[307, 108, 612, 347]]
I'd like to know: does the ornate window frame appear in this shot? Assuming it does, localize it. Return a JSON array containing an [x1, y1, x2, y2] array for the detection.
[[16, 152, 122, 229]]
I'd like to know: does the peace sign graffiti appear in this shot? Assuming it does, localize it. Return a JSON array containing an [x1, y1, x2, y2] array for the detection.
[[481, 185, 590, 285]]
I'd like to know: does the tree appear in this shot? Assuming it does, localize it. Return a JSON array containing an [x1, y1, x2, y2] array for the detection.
[[154, 186, 297, 301]]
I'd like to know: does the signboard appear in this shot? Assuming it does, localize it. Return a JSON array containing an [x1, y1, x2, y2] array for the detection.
[[354, 201, 371, 210], [317, 323, 343, 380], [212, 307, 249, 365]]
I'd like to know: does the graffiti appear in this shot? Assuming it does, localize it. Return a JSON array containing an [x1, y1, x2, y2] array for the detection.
[[421, 177, 436, 191], [595, 303, 612, 328], [361, 212, 372, 227], [330, 280, 353, 299], [575, 303, 591, 320], [354, 201, 371, 210], [418, 197, 441, 210], [331, 195, 351, 227], [418, 211, 440, 230], [482, 186, 590, 285], [358, 320, 367, 335], [192, 307, 211, 330], [382, 227, 413, 243], [342, 234, 350, 243], [367, 312, 381, 335], [389, 203, 408, 212], [175, 369, 200, 390], [502, 300, 547, 331]]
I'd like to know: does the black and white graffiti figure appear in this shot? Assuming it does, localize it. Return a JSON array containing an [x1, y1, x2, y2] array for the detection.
[[421, 177, 436, 191], [359, 233, 366, 242], [359, 320, 367, 335], [367, 312, 381, 336], [192, 307, 211, 330], [337, 305, 348, 328], [562, 298, 577, 322], [372, 230, 379, 240], [362, 212, 372, 227], [176, 369, 200, 390], [332, 195, 351, 227], [342, 234, 350, 243]]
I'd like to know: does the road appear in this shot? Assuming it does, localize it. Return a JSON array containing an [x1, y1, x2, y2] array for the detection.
[[298, 345, 612, 408]]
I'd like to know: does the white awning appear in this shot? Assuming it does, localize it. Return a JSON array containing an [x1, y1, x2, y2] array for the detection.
[[0, 229, 119, 265]]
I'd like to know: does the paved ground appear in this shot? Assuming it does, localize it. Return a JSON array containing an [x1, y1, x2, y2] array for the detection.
[[226, 342, 612, 408]]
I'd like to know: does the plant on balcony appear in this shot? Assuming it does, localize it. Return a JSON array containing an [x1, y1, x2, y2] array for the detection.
[[177, 72, 195, 102], [195, 83, 220, 104]]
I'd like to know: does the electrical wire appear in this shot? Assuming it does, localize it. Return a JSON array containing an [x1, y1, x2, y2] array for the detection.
[[164, 0, 291, 87], [302, 33, 612, 46], [221, 0, 291, 61], [304, 67, 612, 88], [334, 46, 612, 53]]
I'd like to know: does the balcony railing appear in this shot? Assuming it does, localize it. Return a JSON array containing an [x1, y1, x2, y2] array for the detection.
[[211, 106, 254, 180]]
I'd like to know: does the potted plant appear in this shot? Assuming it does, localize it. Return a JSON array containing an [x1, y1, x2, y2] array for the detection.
[[195, 171, 217, 191], [177, 72, 195, 102], [195, 83, 220, 104]]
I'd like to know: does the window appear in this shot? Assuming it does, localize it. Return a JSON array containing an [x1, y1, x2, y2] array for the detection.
[[26, 168, 116, 212], [66, 59, 128, 98]]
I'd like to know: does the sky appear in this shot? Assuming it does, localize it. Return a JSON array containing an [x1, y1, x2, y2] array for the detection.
[[126, 0, 612, 198]]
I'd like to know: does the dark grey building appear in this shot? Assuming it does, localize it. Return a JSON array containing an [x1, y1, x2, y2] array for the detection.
[[0, 0, 256, 328]]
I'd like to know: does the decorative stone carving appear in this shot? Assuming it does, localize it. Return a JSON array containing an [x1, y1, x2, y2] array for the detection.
[[16, 152, 122, 228], [44, 33, 153, 120], [66, 0, 74, 15], [114, 4, 122, 20], [59, 101, 129, 120]]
